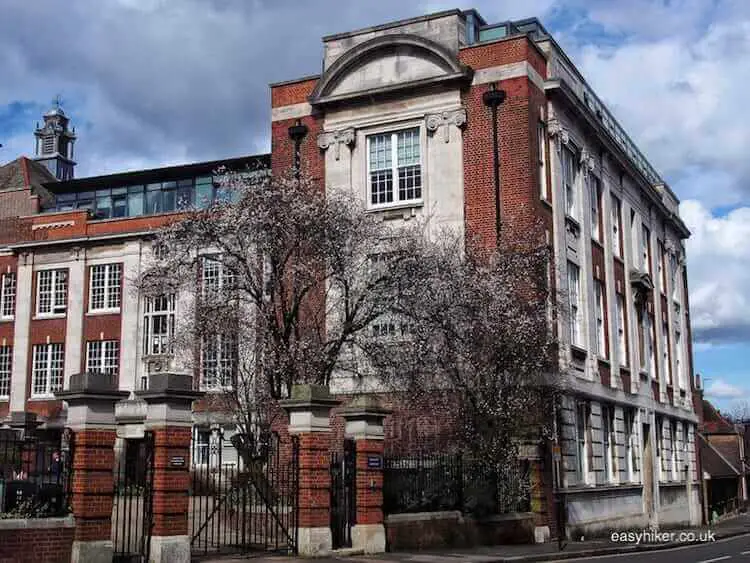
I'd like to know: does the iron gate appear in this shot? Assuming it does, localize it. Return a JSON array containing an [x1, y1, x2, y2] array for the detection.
[[190, 428, 299, 557], [330, 439, 356, 549], [112, 432, 155, 563]]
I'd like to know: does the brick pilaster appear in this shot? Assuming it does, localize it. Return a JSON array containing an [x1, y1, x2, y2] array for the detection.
[[136, 372, 203, 563], [340, 395, 390, 554], [151, 426, 192, 537], [280, 384, 341, 556], [71, 429, 118, 542], [55, 372, 129, 563], [297, 432, 333, 529], [353, 439, 384, 526]]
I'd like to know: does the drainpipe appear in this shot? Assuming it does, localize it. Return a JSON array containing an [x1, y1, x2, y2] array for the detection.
[[288, 119, 308, 179], [482, 83, 506, 247]]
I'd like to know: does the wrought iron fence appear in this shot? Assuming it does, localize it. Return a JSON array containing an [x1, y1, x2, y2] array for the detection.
[[383, 452, 531, 516], [0, 430, 73, 518], [189, 429, 299, 556]]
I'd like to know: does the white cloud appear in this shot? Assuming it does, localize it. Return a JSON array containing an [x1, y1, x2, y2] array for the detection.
[[2, 0, 750, 348], [681, 200, 750, 343], [705, 379, 746, 399], [573, 17, 750, 208]]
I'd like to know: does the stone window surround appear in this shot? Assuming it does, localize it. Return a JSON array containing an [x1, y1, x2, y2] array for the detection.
[[317, 107, 467, 212]]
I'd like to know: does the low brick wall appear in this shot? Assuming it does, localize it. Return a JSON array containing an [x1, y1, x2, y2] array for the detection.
[[385, 511, 535, 551], [0, 516, 75, 563]]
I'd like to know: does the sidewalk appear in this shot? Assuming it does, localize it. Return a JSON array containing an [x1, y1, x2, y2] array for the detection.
[[198, 513, 750, 562]]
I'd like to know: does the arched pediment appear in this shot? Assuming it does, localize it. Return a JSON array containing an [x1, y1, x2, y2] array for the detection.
[[310, 34, 472, 107]]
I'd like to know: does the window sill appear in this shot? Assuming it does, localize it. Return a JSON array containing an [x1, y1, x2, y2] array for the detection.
[[0, 397, 8, 402], [200, 387, 233, 394], [86, 309, 121, 316], [540, 196, 553, 210], [639, 370, 649, 380], [33, 314, 66, 320], [0, 316, 13, 323], [570, 344, 587, 361], [366, 201, 424, 215], [597, 357, 611, 367], [564, 482, 643, 494], [659, 480, 689, 488], [29, 394, 60, 401], [591, 237, 604, 249]]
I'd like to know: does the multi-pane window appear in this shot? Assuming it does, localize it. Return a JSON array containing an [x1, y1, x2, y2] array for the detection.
[[602, 405, 617, 483], [144, 295, 175, 355], [0, 273, 16, 319], [611, 195, 622, 258], [675, 331, 683, 389], [89, 263, 122, 311], [648, 315, 657, 378], [568, 262, 582, 347], [32, 343, 64, 397], [590, 177, 602, 242], [201, 256, 235, 296], [625, 408, 638, 482], [637, 309, 646, 371], [670, 421, 678, 480], [616, 294, 628, 367], [538, 121, 547, 199], [86, 340, 120, 375], [655, 416, 664, 481], [201, 334, 238, 390], [368, 128, 422, 207], [663, 323, 672, 385], [576, 401, 591, 484], [670, 254, 680, 301], [562, 147, 578, 219], [641, 225, 651, 274], [36, 269, 67, 315], [682, 422, 690, 479], [594, 279, 607, 358], [659, 242, 667, 293], [0, 345, 11, 398]]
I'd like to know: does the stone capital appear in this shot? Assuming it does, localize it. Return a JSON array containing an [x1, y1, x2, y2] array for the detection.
[[56, 372, 129, 431], [547, 118, 570, 150], [340, 395, 391, 441], [317, 128, 356, 160], [135, 372, 204, 428], [280, 384, 340, 434], [425, 107, 467, 142]]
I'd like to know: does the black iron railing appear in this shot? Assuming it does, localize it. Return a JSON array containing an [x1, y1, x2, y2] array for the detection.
[[383, 452, 531, 516], [0, 430, 73, 518]]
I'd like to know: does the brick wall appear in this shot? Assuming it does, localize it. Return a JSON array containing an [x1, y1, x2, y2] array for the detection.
[[0, 517, 74, 563], [0, 189, 39, 220], [461, 74, 549, 252]]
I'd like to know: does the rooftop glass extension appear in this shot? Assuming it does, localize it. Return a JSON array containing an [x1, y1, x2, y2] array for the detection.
[[50, 175, 238, 220]]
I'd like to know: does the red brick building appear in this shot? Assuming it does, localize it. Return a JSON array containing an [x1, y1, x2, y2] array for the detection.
[[269, 9, 700, 537], [0, 7, 701, 540]]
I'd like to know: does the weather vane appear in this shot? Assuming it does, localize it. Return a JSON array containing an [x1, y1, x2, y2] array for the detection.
[[53, 94, 62, 109]]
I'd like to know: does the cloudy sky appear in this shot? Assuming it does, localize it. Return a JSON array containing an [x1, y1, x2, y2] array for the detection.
[[1, 0, 748, 413]]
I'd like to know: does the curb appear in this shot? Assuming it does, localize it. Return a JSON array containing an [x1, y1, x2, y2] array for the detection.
[[480, 528, 750, 562]]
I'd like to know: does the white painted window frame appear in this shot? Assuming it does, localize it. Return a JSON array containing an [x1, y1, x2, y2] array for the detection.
[[0, 345, 11, 399], [0, 273, 16, 319], [366, 127, 423, 210], [31, 343, 64, 398], [36, 269, 68, 317], [88, 263, 122, 313], [86, 340, 120, 375]]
